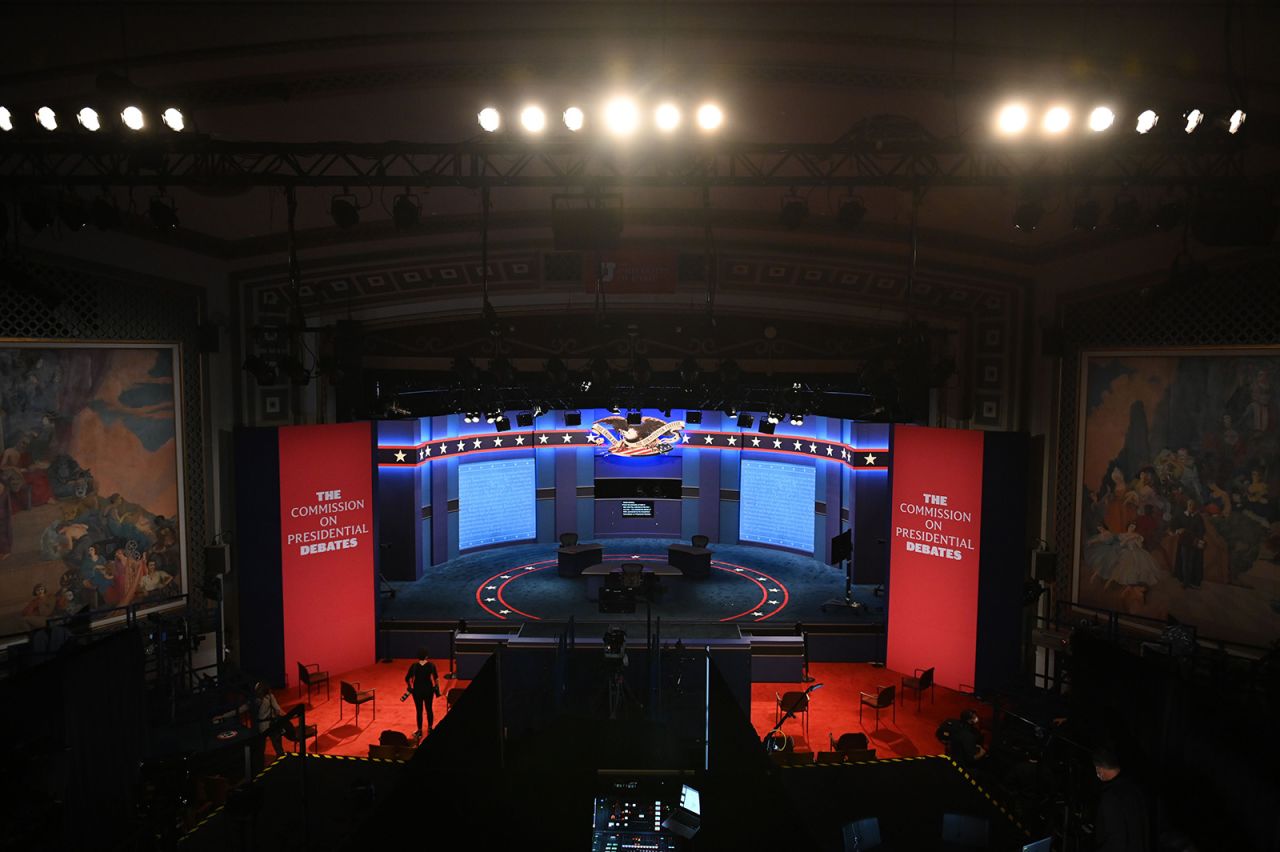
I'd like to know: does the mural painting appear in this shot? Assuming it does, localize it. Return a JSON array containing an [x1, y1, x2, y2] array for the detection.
[[1075, 350, 1279, 647], [0, 343, 185, 638]]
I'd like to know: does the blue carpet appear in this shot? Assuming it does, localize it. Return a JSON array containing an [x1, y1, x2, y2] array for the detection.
[[382, 538, 885, 626]]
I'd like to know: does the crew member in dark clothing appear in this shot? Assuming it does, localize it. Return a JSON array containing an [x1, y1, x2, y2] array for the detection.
[[404, 648, 440, 740], [946, 709, 988, 768], [1092, 747, 1150, 852]]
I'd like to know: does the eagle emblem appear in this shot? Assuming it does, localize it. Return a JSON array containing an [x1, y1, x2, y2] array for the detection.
[[589, 416, 685, 456]]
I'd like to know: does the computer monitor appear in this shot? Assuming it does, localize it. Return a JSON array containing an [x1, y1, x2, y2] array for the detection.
[[678, 784, 700, 816], [663, 784, 701, 840], [1022, 838, 1052, 852]]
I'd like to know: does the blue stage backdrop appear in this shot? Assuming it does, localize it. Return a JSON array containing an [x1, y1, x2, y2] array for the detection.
[[458, 458, 536, 550], [740, 459, 816, 552]]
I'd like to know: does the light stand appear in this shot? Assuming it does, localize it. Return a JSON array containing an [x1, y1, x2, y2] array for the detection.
[[821, 557, 864, 614]]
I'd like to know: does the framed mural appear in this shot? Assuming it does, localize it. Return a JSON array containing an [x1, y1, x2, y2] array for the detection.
[[1073, 349, 1279, 648], [0, 342, 187, 638]]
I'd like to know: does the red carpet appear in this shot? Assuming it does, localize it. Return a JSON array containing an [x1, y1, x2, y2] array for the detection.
[[751, 662, 990, 758], [269, 659, 985, 761], [268, 658, 470, 759]]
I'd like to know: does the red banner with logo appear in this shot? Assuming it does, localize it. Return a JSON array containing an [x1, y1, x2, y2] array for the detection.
[[582, 250, 679, 293], [886, 425, 985, 691], [279, 422, 375, 678]]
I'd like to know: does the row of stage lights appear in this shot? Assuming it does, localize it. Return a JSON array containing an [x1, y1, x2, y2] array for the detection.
[[476, 98, 725, 137], [459, 408, 806, 431], [0, 104, 186, 134], [992, 102, 1246, 137]]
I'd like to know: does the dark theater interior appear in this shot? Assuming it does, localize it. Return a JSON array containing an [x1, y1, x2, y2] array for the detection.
[[2, 3, 1279, 850]]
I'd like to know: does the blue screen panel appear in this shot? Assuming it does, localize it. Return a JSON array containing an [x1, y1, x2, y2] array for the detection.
[[459, 457, 536, 549], [739, 459, 815, 552]]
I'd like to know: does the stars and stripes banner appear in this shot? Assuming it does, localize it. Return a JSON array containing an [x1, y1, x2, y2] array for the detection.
[[377, 429, 888, 471]]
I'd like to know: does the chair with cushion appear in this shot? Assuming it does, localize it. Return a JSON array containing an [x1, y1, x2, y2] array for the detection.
[[691, 534, 710, 549], [294, 723, 318, 753], [559, 532, 579, 547], [296, 662, 330, 703], [775, 690, 811, 741], [339, 680, 376, 725], [830, 732, 869, 754], [859, 684, 896, 729], [900, 666, 936, 712]]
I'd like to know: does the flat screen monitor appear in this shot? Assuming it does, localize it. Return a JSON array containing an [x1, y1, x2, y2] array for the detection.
[[830, 528, 852, 565], [678, 784, 700, 816], [621, 500, 655, 518]]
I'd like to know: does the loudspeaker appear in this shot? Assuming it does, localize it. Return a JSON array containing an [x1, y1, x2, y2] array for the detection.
[[204, 544, 230, 577], [1032, 550, 1058, 582]]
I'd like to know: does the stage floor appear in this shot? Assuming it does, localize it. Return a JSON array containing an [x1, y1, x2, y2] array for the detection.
[[382, 538, 885, 626]]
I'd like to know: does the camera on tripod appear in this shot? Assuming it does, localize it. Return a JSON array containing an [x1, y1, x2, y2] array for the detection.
[[603, 627, 627, 667]]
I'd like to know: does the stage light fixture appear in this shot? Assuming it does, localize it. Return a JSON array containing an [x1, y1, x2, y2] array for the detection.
[[1228, 109, 1246, 134], [1088, 106, 1115, 132], [392, 193, 421, 229], [21, 197, 53, 232], [995, 103, 1029, 135], [564, 410, 582, 426], [759, 419, 776, 435], [1013, 200, 1044, 231], [35, 106, 58, 131], [767, 413, 781, 424], [76, 107, 101, 132], [695, 102, 723, 132], [463, 412, 481, 424], [779, 192, 808, 230], [563, 106, 585, 132], [789, 414, 804, 426], [121, 105, 145, 131], [0, 106, 12, 132], [516, 412, 535, 427], [330, 193, 360, 228], [520, 105, 547, 134], [1135, 109, 1158, 134], [1042, 106, 1071, 134], [477, 107, 501, 133], [655, 102, 681, 133], [686, 410, 702, 424], [148, 195, 179, 230], [603, 97, 639, 136], [1183, 109, 1204, 134], [161, 107, 185, 132], [493, 414, 510, 432], [737, 413, 754, 429], [627, 410, 642, 425], [838, 195, 867, 229], [57, 193, 89, 231], [91, 193, 121, 230], [1072, 198, 1101, 231]]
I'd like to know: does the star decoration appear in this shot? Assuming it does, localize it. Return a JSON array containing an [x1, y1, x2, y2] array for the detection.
[[773, 439, 783, 448], [864, 453, 878, 465], [825, 446, 833, 456], [394, 450, 406, 462], [484, 597, 496, 602], [704, 435, 715, 444], [768, 587, 779, 592], [438, 443, 446, 453], [757, 576, 768, 582], [492, 436, 503, 446], [561, 433, 573, 443], [682, 434, 690, 443], [768, 599, 779, 604], [734, 567, 744, 572], [423, 446, 431, 456], [751, 437, 761, 447], [486, 585, 497, 590], [727, 436, 737, 446], [515, 435, 525, 445], [523, 566, 536, 571], [793, 440, 803, 450], [753, 611, 764, 617], [499, 609, 510, 615], [457, 441, 466, 451], [499, 575, 511, 580], [538, 434, 549, 444], [808, 443, 818, 453], [472, 438, 483, 449]]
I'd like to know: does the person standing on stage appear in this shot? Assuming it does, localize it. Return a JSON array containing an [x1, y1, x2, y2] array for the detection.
[[944, 709, 988, 768], [405, 648, 440, 740], [1092, 747, 1150, 852]]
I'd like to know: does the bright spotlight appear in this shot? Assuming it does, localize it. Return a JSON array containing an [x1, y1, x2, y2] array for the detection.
[[563, 106, 584, 132], [695, 102, 724, 132], [36, 106, 58, 131], [1228, 109, 1246, 134], [1088, 106, 1115, 132], [654, 102, 681, 133], [1042, 106, 1071, 134], [603, 97, 639, 136], [121, 105, 145, 131], [520, 105, 546, 133], [76, 108, 101, 132], [0, 106, 12, 132], [1183, 109, 1204, 134], [995, 103, 1029, 135], [161, 107, 185, 131], [1135, 109, 1159, 134], [477, 107, 501, 133]]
